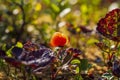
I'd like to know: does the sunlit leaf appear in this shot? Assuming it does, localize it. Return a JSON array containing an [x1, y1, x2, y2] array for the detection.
[[71, 59, 80, 65], [42, 0, 50, 5], [51, 3, 60, 13], [7, 26, 13, 32], [6, 47, 14, 57], [86, 38, 99, 45], [16, 42, 23, 48], [92, 0, 100, 6], [80, 4, 87, 13], [76, 67, 80, 74], [35, 3, 42, 11]]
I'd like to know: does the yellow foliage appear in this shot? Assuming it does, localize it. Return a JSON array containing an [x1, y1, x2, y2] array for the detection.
[[35, 3, 42, 11]]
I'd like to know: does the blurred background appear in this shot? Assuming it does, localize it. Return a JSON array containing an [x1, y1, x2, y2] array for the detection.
[[0, 0, 120, 77], [0, 0, 120, 46]]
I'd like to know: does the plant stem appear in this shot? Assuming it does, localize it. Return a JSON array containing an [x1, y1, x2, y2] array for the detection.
[[109, 42, 119, 61], [115, 42, 119, 49], [12, 0, 27, 42]]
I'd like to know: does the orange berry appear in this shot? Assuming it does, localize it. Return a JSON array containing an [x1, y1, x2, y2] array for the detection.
[[50, 32, 68, 47]]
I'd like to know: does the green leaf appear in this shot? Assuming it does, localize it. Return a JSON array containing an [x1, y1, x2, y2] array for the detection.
[[6, 46, 14, 57], [117, 45, 120, 56], [92, 0, 100, 6], [86, 38, 99, 45], [74, 75, 83, 80], [51, 3, 60, 13], [2, 44, 7, 51], [7, 26, 14, 32], [76, 67, 80, 74], [16, 42, 23, 48], [80, 59, 89, 71], [102, 39, 111, 47], [80, 4, 87, 13], [42, 0, 50, 5], [71, 59, 80, 65], [102, 73, 114, 80]]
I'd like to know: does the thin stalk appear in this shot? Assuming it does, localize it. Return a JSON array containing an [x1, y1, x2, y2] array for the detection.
[[115, 42, 119, 49], [52, 55, 74, 80], [12, 0, 27, 42], [109, 42, 119, 61]]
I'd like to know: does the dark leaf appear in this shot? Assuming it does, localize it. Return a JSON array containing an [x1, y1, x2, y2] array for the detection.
[[12, 47, 23, 58], [112, 60, 120, 77], [0, 49, 6, 57], [4, 57, 21, 68], [80, 59, 89, 71], [96, 8, 120, 41], [79, 26, 92, 33], [23, 41, 38, 52], [66, 48, 82, 57]]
